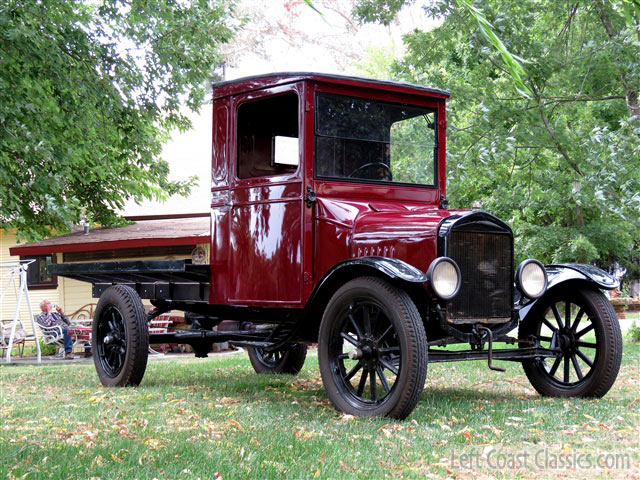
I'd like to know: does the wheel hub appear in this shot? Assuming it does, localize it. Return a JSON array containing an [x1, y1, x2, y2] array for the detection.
[[358, 338, 379, 369], [557, 329, 576, 353], [348, 348, 362, 360]]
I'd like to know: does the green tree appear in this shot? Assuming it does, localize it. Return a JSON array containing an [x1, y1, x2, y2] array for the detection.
[[356, 0, 640, 277], [0, 0, 235, 240]]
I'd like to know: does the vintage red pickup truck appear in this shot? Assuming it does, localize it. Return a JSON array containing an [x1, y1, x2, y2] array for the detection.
[[51, 73, 622, 419]]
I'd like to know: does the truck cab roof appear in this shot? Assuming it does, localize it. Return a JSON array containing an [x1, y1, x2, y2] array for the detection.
[[211, 72, 450, 99]]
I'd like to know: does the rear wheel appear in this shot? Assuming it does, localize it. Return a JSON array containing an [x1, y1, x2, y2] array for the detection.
[[93, 285, 149, 387], [318, 277, 427, 419], [519, 286, 622, 397], [247, 344, 307, 374]]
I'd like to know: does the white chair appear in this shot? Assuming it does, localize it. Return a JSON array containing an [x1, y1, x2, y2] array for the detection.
[[148, 314, 172, 355], [34, 316, 79, 357], [1, 319, 27, 357]]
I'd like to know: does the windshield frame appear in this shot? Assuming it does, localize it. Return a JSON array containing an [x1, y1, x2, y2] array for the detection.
[[313, 91, 439, 189]]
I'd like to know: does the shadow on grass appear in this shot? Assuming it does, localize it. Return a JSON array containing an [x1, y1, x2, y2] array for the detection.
[[139, 360, 545, 416], [422, 386, 528, 403]]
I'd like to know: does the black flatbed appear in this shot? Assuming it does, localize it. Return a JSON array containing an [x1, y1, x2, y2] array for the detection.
[[49, 260, 210, 301]]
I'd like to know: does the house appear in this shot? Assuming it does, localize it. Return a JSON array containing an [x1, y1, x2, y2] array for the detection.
[[1, 214, 210, 338]]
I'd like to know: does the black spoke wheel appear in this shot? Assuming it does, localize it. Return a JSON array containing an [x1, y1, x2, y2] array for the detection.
[[247, 344, 307, 374], [318, 277, 427, 419], [96, 305, 127, 377], [519, 286, 622, 397], [93, 285, 149, 387]]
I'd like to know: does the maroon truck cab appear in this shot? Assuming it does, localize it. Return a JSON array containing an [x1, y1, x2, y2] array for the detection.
[[208, 73, 451, 307], [51, 73, 622, 419]]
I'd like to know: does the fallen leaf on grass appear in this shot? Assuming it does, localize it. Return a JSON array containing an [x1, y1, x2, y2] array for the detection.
[[339, 461, 355, 472], [228, 419, 243, 429]]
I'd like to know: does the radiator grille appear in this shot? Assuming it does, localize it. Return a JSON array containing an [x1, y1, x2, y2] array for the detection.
[[447, 231, 512, 323]]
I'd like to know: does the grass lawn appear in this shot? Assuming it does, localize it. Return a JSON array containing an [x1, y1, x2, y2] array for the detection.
[[1, 341, 638, 479]]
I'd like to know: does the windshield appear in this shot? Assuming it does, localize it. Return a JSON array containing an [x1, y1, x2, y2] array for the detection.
[[314, 93, 437, 187]]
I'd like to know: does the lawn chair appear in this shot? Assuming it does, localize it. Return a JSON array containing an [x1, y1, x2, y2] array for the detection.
[[148, 315, 172, 355], [1, 319, 27, 358], [34, 315, 80, 357]]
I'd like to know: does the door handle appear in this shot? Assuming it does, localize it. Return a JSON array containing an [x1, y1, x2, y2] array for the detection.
[[305, 186, 316, 208], [225, 201, 234, 208]]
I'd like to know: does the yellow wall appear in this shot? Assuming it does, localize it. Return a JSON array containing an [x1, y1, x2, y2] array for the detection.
[[1, 229, 59, 337], [2, 228, 209, 342]]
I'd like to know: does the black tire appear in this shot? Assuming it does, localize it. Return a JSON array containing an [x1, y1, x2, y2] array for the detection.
[[247, 344, 307, 374], [519, 286, 622, 397], [92, 285, 149, 387], [318, 277, 427, 420]]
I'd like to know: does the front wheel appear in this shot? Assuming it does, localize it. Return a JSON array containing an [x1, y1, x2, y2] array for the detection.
[[318, 277, 427, 419], [93, 285, 149, 387], [247, 344, 307, 374], [519, 286, 622, 397]]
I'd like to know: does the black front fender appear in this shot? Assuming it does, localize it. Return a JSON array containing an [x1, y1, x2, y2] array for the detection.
[[304, 257, 426, 318], [545, 263, 619, 291], [518, 263, 618, 320], [316, 257, 428, 288]]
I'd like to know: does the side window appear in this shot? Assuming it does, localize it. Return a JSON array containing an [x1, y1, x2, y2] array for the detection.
[[314, 93, 437, 187], [21, 255, 57, 289], [237, 92, 299, 179]]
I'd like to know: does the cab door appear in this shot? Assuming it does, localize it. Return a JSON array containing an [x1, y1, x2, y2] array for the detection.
[[227, 84, 306, 306]]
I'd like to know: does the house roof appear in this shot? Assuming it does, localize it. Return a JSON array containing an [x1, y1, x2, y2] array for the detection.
[[9, 217, 210, 256]]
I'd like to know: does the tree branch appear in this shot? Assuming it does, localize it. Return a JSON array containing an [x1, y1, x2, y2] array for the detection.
[[533, 87, 585, 178], [594, 2, 640, 120]]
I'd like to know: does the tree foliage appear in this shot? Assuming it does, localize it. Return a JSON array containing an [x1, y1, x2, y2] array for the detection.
[[0, 0, 235, 240], [356, 0, 640, 277]]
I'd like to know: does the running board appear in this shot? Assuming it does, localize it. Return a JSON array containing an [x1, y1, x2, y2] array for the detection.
[[149, 329, 276, 357], [427, 347, 559, 364]]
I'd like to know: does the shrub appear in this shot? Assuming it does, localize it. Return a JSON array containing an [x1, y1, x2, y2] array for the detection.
[[629, 321, 640, 343], [27, 339, 58, 356]]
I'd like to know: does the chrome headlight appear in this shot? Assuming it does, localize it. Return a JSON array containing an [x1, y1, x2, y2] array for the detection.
[[516, 259, 547, 299], [427, 257, 461, 300]]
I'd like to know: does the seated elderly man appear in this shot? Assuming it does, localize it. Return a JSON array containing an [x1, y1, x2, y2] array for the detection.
[[37, 300, 75, 359]]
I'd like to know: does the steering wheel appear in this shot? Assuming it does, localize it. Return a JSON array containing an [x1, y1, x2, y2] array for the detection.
[[348, 162, 393, 181]]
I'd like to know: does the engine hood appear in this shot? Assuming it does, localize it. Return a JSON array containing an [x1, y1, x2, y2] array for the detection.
[[353, 206, 462, 240], [315, 197, 468, 273]]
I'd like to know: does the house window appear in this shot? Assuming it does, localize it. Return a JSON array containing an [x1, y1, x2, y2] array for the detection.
[[21, 255, 57, 289]]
